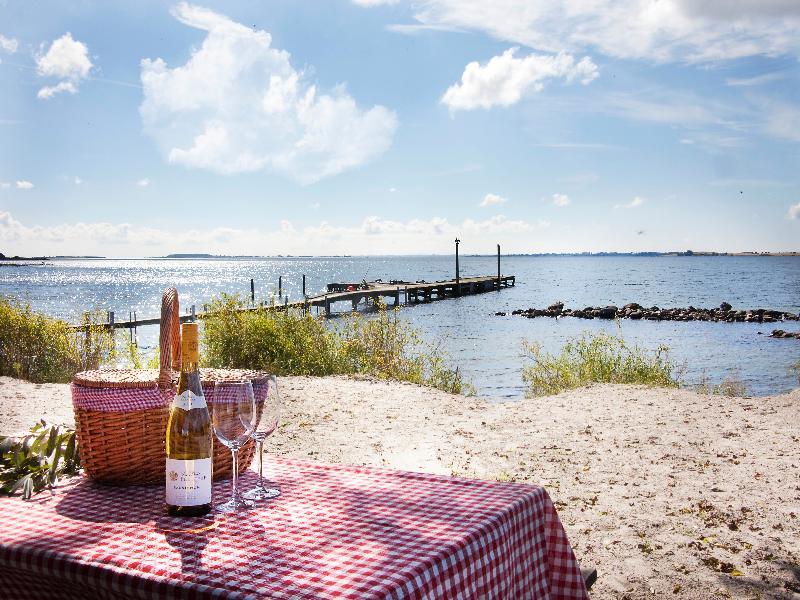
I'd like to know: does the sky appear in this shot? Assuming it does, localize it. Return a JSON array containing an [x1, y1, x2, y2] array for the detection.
[[1, 0, 799, 257]]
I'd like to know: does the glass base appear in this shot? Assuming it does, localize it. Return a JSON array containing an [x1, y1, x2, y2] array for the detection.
[[215, 496, 254, 513], [243, 485, 280, 501]]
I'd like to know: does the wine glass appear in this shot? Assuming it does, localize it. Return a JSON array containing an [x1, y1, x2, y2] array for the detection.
[[211, 381, 256, 513], [243, 375, 281, 501]]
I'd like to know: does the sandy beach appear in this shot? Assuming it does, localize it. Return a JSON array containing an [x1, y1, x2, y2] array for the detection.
[[1, 375, 798, 599]]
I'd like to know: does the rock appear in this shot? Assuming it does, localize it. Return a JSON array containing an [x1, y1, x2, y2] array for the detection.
[[629, 310, 643, 320], [495, 311, 507, 316], [597, 306, 618, 319], [547, 302, 564, 313], [622, 303, 642, 312], [720, 302, 732, 311]]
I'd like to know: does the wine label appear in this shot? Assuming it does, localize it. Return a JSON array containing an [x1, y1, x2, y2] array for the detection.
[[172, 390, 206, 411], [166, 458, 212, 506]]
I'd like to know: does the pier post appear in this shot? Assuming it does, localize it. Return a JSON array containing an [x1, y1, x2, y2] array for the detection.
[[302, 274, 306, 298], [455, 238, 461, 296], [191, 305, 195, 322], [325, 295, 331, 317], [129, 311, 133, 342], [250, 279, 255, 305], [394, 287, 400, 307], [278, 276, 282, 299]]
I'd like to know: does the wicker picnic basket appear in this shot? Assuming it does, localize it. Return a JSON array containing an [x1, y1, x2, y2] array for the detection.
[[71, 288, 267, 486]]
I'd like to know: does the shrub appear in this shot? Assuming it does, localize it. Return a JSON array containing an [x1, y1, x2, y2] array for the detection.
[[0, 421, 80, 499], [522, 332, 679, 397], [0, 297, 114, 383], [201, 294, 470, 394], [694, 374, 748, 397]]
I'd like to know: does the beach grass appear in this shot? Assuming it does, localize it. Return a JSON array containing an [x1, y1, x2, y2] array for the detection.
[[0, 297, 113, 383], [522, 332, 679, 397], [201, 294, 471, 394]]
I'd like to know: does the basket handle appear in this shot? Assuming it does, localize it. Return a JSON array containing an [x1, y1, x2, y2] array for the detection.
[[158, 287, 181, 392]]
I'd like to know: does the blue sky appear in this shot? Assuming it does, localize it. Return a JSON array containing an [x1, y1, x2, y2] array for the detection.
[[1, 0, 799, 256]]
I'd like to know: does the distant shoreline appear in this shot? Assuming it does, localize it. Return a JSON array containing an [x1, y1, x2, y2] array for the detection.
[[3, 251, 798, 261]]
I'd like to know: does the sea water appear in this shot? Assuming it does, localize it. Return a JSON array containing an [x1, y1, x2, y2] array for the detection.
[[2, 255, 798, 398]]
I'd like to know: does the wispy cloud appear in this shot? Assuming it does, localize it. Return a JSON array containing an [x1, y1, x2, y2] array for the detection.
[[552, 193, 570, 207], [534, 142, 623, 150], [788, 203, 800, 220], [137, 178, 150, 187], [16, 180, 34, 190], [725, 72, 788, 87], [614, 196, 644, 209], [383, 0, 800, 64]]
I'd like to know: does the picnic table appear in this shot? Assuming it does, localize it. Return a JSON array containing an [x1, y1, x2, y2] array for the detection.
[[0, 458, 589, 599]]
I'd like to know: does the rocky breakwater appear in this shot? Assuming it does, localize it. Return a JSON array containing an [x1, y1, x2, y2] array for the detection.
[[497, 302, 800, 324]]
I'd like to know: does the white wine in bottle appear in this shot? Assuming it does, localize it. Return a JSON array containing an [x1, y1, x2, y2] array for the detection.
[[166, 322, 212, 516]]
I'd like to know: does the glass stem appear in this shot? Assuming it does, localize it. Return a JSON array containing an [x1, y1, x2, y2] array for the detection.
[[231, 446, 239, 504], [257, 440, 264, 488]]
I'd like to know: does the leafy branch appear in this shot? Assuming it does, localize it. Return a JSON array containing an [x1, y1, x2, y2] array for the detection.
[[0, 420, 81, 500]]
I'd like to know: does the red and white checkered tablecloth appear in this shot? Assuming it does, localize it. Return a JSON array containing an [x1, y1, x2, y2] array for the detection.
[[0, 458, 588, 599]]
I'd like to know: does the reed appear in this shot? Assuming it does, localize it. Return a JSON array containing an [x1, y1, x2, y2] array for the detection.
[[201, 294, 470, 394], [522, 332, 679, 397], [0, 297, 114, 383]]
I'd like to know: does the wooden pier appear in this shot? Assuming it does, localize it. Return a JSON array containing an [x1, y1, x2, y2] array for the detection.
[[76, 274, 515, 331]]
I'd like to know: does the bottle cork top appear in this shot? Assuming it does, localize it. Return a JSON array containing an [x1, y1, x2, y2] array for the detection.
[[181, 322, 199, 363]]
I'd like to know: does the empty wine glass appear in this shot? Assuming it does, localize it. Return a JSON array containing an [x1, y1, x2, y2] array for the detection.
[[211, 381, 255, 513], [244, 375, 281, 501]]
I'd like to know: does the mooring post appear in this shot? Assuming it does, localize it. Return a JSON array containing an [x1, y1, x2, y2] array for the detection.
[[129, 311, 133, 342], [394, 287, 400, 307], [325, 295, 331, 317], [454, 238, 461, 296], [109, 311, 115, 328], [191, 304, 196, 322], [278, 276, 282, 299], [497, 244, 501, 289], [302, 274, 306, 298], [250, 279, 255, 305], [83, 312, 91, 357], [133, 311, 137, 339]]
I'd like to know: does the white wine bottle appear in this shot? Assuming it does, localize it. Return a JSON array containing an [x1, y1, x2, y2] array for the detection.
[[166, 322, 212, 516]]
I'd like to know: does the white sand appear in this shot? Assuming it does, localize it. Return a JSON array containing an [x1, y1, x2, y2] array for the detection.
[[1, 375, 798, 599]]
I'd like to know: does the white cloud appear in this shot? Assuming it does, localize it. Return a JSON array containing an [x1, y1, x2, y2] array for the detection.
[[73, 176, 83, 185], [389, 187, 397, 192], [0, 182, 10, 189], [788, 203, 800, 220], [16, 180, 34, 190], [0, 210, 549, 256], [400, 0, 800, 63], [552, 193, 570, 207], [442, 48, 597, 111], [311, 202, 321, 209], [614, 196, 644, 209], [479, 193, 507, 207], [140, 3, 397, 184], [37, 81, 78, 99], [137, 178, 150, 187], [0, 34, 18, 54], [35, 32, 93, 99]]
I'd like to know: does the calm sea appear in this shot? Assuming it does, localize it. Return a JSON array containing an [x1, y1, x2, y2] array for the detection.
[[2, 255, 799, 398]]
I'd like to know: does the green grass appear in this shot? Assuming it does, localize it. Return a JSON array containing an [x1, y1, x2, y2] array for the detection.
[[522, 332, 679, 397], [0, 297, 114, 383], [201, 294, 471, 394]]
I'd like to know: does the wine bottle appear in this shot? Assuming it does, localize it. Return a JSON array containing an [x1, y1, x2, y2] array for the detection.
[[166, 322, 212, 516]]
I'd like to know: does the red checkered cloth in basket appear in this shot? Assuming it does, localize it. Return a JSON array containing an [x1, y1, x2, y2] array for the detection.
[[71, 381, 270, 412], [0, 458, 588, 599]]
